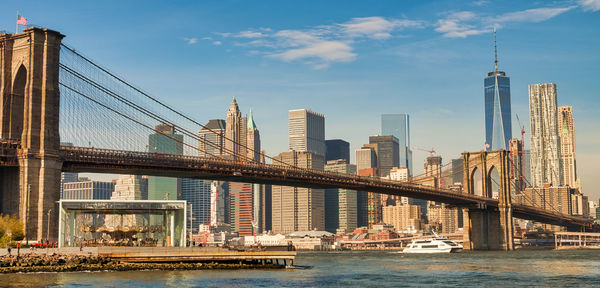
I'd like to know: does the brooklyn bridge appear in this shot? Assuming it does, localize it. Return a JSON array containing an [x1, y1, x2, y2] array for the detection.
[[0, 28, 593, 251]]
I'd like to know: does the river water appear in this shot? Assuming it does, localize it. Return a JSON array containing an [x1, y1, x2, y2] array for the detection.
[[1, 250, 599, 287]]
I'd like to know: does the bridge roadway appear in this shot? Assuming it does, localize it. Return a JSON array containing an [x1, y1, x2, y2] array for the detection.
[[0, 140, 590, 228], [56, 145, 590, 228]]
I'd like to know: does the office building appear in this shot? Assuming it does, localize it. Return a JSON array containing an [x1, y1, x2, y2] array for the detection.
[[509, 139, 525, 194], [355, 146, 378, 227], [62, 180, 114, 200], [529, 83, 562, 187], [111, 175, 147, 200], [271, 151, 325, 234], [485, 29, 512, 150], [289, 109, 325, 157], [181, 178, 211, 234], [558, 106, 577, 187], [325, 139, 350, 163], [427, 204, 460, 234], [148, 123, 183, 200], [198, 119, 226, 158], [382, 204, 421, 232], [381, 114, 413, 173], [324, 159, 357, 234], [424, 155, 442, 188], [359, 168, 381, 228], [368, 135, 399, 177]]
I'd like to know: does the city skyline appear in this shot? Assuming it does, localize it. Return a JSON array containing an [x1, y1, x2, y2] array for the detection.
[[4, 0, 598, 200]]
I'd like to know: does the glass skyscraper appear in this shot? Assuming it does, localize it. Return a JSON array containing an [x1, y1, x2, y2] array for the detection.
[[484, 30, 512, 150], [381, 114, 412, 174]]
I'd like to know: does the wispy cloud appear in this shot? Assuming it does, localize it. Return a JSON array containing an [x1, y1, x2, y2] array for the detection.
[[183, 37, 198, 44], [435, 11, 489, 38], [436, 5, 576, 38], [212, 41, 222, 46], [340, 17, 422, 39], [472, 0, 489, 6], [492, 6, 577, 23], [213, 16, 423, 69], [579, 0, 600, 11]]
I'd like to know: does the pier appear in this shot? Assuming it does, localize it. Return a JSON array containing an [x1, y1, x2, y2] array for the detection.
[[555, 232, 600, 249]]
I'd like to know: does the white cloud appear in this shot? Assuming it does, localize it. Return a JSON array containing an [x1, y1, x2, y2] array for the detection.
[[340, 17, 422, 39], [579, 0, 600, 11], [212, 41, 222, 45], [213, 16, 422, 69], [472, 0, 489, 6], [435, 11, 489, 38], [436, 6, 576, 38], [183, 37, 198, 44], [235, 30, 266, 38], [492, 6, 576, 23], [270, 41, 356, 63]]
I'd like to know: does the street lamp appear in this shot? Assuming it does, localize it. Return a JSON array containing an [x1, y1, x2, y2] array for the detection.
[[47, 209, 52, 243]]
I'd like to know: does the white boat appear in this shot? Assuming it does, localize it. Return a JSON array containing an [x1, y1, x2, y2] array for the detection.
[[403, 233, 463, 254]]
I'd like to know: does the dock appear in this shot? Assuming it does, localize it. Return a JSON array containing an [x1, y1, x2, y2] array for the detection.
[[554, 232, 600, 250]]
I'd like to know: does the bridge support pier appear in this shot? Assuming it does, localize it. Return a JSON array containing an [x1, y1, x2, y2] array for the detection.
[[462, 150, 514, 251], [0, 28, 64, 242]]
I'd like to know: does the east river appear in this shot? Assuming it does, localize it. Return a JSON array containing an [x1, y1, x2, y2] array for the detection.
[[1, 250, 599, 287]]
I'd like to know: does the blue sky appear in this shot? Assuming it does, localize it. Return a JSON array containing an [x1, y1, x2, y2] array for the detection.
[[3, 0, 600, 200]]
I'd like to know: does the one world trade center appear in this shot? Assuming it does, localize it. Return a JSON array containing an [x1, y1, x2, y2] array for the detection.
[[485, 28, 512, 150]]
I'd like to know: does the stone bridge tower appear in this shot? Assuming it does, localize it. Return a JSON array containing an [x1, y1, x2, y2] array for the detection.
[[0, 28, 64, 242], [462, 150, 514, 250]]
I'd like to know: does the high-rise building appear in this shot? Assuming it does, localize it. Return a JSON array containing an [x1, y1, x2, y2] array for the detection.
[[355, 146, 378, 227], [324, 159, 357, 234], [509, 139, 525, 194], [288, 109, 325, 157], [382, 204, 421, 232], [198, 119, 226, 158], [427, 204, 460, 234], [451, 158, 463, 186], [62, 180, 114, 200], [359, 168, 381, 228], [368, 135, 399, 177], [558, 106, 577, 187], [224, 99, 263, 236], [111, 175, 147, 200], [225, 97, 247, 160], [325, 139, 350, 163], [148, 123, 183, 200], [485, 29, 512, 150], [381, 114, 412, 173], [181, 178, 211, 234], [271, 151, 325, 234], [529, 83, 562, 187], [424, 156, 442, 188]]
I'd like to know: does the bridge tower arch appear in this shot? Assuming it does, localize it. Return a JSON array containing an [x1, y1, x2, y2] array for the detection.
[[462, 150, 514, 250], [0, 28, 64, 242]]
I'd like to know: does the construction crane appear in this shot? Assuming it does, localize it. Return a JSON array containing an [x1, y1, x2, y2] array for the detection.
[[516, 114, 525, 146], [413, 146, 436, 157]]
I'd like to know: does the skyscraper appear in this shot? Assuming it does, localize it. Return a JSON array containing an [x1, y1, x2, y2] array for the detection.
[[355, 146, 377, 227], [324, 159, 357, 234], [225, 97, 247, 161], [368, 135, 399, 177], [325, 139, 350, 163], [381, 114, 412, 173], [485, 29, 512, 150], [529, 83, 562, 187], [62, 180, 114, 200], [198, 119, 226, 158], [558, 106, 577, 187], [148, 123, 183, 200], [271, 151, 325, 234], [288, 109, 325, 157], [181, 178, 211, 234]]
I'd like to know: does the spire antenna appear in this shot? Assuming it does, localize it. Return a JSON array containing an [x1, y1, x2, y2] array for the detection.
[[494, 27, 498, 73]]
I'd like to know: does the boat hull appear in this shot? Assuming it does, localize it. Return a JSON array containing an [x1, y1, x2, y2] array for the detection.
[[402, 247, 462, 254]]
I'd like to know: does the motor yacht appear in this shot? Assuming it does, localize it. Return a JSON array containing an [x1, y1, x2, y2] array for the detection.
[[403, 233, 463, 253]]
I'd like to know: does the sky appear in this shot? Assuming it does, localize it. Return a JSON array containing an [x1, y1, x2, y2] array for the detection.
[[2, 0, 600, 200]]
